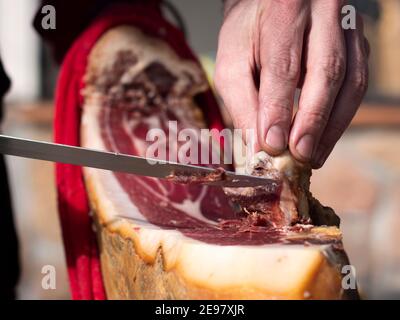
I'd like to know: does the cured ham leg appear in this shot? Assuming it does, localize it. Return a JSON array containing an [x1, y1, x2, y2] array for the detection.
[[81, 26, 358, 299]]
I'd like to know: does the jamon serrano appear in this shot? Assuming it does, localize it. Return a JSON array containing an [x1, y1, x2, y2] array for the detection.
[[81, 26, 357, 299]]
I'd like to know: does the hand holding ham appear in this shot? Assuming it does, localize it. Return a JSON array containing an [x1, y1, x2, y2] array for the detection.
[[215, 0, 369, 168]]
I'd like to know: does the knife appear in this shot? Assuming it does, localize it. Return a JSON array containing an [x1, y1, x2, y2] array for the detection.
[[0, 134, 276, 188]]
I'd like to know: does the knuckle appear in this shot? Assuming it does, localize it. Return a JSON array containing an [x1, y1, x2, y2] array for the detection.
[[267, 52, 301, 82], [349, 66, 369, 98], [319, 54, 346, 85], [302, 109, 330, 129], [259, 98, 292, 118]]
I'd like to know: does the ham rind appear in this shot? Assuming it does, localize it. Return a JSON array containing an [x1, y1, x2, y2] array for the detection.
[[81, 26, 357, 299]]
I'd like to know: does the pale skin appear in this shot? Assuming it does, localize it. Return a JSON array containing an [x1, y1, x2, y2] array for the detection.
[[215, 0, 369, 168]]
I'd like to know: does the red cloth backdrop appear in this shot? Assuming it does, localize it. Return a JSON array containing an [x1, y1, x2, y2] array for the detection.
[[54, 3, 225, 299]]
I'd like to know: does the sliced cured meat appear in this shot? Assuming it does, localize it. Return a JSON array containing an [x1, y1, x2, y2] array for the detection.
[[224, 151, 340, 228], [165, 167, 227, 185], [81, 26, 357, 299]]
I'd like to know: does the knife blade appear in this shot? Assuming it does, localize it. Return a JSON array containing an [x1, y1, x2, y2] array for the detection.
[[0, 134, 277, 188]]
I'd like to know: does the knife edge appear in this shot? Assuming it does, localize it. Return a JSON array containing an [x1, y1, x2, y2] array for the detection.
[[0, 134, 276, 188]]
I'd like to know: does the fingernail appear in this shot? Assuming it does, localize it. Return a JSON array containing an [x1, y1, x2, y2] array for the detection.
[[296, 134, 314, 160], [266, 125, 286, 151], [313, 149, 327, 168]]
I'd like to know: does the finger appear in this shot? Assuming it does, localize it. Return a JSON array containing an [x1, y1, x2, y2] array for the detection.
[[215, 8, 259, 154], [258, 1, 308, 155], [312, 16, 369, 168], [215, 64, 259, 153], [289, 1, 346, 162]]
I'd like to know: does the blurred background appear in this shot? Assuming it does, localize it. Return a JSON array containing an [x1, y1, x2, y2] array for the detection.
[[0, 0, 399, 299]]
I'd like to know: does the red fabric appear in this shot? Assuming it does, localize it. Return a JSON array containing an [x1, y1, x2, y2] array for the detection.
[[35, 1, 162, 63], [54, 3, 225, 300]]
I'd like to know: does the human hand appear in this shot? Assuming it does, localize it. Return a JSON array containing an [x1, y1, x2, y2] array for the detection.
[[215, 0, 369, 168]]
